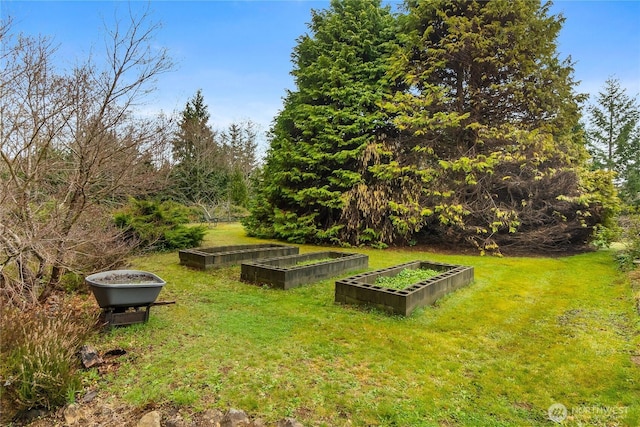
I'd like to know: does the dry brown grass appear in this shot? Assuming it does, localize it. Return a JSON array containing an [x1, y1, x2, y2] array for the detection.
[[0, 294, 97, 422]]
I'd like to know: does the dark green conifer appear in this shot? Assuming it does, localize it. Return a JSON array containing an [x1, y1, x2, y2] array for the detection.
[[246, 0, 398, 244]]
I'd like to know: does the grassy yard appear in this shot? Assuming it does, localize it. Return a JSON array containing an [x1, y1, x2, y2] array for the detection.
[[91, 223, 640, 426]]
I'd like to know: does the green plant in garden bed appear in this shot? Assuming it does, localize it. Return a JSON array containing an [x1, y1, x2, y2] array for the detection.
[[90, 224, 639, 426], [374, 268, 440, 290]]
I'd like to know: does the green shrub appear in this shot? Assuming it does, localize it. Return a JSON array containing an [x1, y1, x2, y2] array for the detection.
[[0, 307, 94, 416], [616, 214, 640, 271], [591, 224, 620, 249], [114, 198, 207, 251], [163, 226, 207, 249]]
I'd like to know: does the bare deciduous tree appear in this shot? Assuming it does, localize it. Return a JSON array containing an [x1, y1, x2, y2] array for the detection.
[[0, 8, 173, 306]]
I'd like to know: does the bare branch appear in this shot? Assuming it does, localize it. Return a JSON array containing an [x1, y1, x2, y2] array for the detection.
[[1, 7, 174, 306]]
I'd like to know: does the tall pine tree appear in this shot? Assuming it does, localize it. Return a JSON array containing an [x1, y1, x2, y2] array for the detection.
[[245, 0, 399, 244], [586, 78, 640, 206], [385, 0, 612, 252], [169, 90, 228, 204]]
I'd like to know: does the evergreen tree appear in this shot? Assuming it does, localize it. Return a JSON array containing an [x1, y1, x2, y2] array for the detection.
[[221, 121, 258, 177], [219, 121, 258, 208], [172, 90, 218, 163], [227, 168, 249, 207], [169, 90, 228, 204], [384, 0, 612, 252], [245, 0, 399, 243], [247, 0, 617, 252], [395, 0, 582, 139], [586, 77, 640, 205]]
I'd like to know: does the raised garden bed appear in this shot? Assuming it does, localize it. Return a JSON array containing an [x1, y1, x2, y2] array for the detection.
[[335, 261, 474, 316], [241, 251, 369, 290], [179, 244, 299, 269]]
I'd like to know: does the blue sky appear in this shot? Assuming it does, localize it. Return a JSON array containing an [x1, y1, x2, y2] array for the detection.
[[2, 0, 640, 144]]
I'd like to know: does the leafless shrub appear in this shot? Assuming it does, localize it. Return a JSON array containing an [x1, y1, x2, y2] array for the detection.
[[0, 7, 173, 306]]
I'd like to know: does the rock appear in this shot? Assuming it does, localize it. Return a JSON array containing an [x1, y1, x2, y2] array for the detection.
[[137, 410, 161, 427], [276, 418, 304, 427], [22, 408, 47, 424], [220, 408, 250, 427], [79, 344, 103, 368], [63, 403, 83, 425], [200, 408, 224, 426], [251, 418, 268, 427], [80, 389, 98, 403], [97, 404, 115, 418], [164, 412, 186, 427]]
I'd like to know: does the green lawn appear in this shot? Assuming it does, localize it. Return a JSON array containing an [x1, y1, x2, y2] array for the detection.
[[93, 223, 640, 426]]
